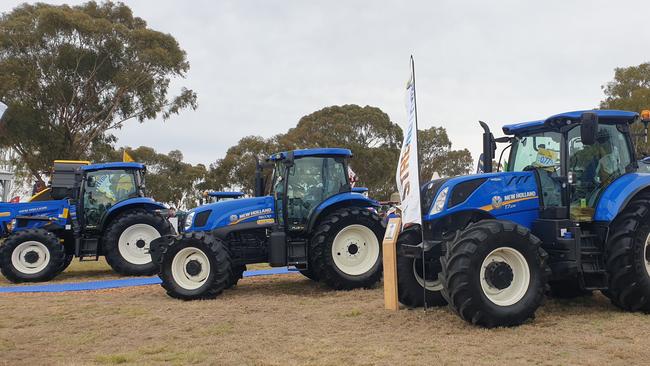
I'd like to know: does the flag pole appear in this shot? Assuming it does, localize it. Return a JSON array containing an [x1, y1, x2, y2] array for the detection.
[[410, 55, 428, 311]]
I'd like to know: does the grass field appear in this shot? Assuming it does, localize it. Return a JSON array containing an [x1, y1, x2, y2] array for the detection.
[[1, 261, 650, 365]]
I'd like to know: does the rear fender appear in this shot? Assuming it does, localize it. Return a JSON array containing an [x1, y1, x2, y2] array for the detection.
[[101, 197, 167, 230], [594, 173, 650, 222], [307, 192, 378, 232]]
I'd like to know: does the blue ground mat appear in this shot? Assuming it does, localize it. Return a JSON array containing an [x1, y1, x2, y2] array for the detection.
[[0, 266, 299, 294]]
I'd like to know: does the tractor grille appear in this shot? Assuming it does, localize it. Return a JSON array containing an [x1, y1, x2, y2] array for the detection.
[[448, 178, 487, 208], [421, 178, 449, 214], [194, 210, 211, 227]]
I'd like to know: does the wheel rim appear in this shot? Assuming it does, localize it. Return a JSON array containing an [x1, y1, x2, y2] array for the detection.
[[413, 258, 443, 291], [479, 247, 530, 306], [118, 224, 160, 265], [643, 234, 650, 276], [171, 247, 211, 290], [331, 224, 380, 276], [11, 241, 50, 274]]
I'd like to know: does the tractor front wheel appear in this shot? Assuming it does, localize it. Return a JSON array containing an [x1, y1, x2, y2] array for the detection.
[[397, 255, 447, 307], [0, 229, 66, 283], [103, 210, 174, 276], [604, 192, 650, 311], [159, 232, 233, 300], [440, 220, 549, 328], [310, 207, 384, 290]]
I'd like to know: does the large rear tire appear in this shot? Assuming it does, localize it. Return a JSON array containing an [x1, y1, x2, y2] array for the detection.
[[0, 229, 66, 283], [440, 220, 549, 328], [298, 268, 319, 282], [159, 232, 232, 300], [103, 210, 174, 276], [310, 207, 384, 290], [226, 264, 246, 289], [604, 193, 650, 311]]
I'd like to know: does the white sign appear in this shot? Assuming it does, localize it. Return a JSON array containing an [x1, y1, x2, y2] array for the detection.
[[395, 58, 422, 225], [0, 102, 6, 120]]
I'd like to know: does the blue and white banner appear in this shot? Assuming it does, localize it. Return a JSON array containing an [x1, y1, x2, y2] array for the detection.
[[396, 57, 422, 225]]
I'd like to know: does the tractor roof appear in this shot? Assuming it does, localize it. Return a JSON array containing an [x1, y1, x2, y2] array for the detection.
[[267, 148, 352, 161], [502, 109, 638, 135], [81, 162, 145, 172]]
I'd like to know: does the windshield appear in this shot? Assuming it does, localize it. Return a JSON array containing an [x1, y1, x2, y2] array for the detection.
[[508, 132, 562, 173]]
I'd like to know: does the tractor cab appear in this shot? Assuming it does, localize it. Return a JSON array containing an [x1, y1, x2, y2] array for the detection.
[[265, 148, 353, 232], [491, 110, 638, 222], [78, 162, 148, 229]]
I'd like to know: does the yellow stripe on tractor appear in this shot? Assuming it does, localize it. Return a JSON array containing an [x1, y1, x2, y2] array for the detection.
[[28, 187, 51, 202], [53, 160, 90, 164]]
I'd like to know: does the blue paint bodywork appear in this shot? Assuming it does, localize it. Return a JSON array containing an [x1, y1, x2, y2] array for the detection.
[[0, 200, 71, 235], [81, 162, 145, 171], [593, 173, 650, 221], [503, 109, 638, 135], [207, 191, 244, 199], [268, 148, 352, 161], [106, 197, 167, 218], [423, 171, 540, 228], [187, 196, 276, 232]]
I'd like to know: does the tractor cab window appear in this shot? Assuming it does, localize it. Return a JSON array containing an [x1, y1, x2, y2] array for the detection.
[[568, 124, 632, 221], [509, 132, 562, 207], [284, 157, 349, 229], [83, 169, 137, 227]]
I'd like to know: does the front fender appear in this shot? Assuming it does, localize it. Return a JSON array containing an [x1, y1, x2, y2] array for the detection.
[[594, 173, 650, 222]]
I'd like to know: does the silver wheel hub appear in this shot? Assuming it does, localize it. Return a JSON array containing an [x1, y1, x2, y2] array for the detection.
[[479, 247, 531, 306], [171, 247, 211, 290], [118, 224, 160, 265], [11, 241, 50, 274], [413, 258, 443, 291], [331, 224, 380, 276]]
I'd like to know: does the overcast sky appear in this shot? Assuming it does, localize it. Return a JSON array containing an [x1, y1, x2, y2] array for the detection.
[[5, 0, 650, 167]]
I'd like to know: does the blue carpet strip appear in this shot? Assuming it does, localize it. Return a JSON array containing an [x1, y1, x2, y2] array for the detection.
[[0, 267, 299, 293]]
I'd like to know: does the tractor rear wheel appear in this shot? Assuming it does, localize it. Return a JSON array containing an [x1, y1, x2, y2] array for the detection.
[[57, 254, 74, 275], [103, 210, 174, 276], [310, 207, 384, 290], [397, 255, 447, 307], [298, 268, 319, 282], [226, 264, 246, 289], [0, 229, 66, 283], [603, 193, 650, 311], [440, 220, 549, 327], [159, 232, 233, 300]]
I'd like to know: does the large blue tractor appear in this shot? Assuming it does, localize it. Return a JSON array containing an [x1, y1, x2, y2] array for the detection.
[[150, 148, 385, 299], [0, 160, 173, 282], [396, 109, 650, 327]]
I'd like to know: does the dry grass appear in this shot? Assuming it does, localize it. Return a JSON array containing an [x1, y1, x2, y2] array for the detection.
[[1, 265, 650, 366]]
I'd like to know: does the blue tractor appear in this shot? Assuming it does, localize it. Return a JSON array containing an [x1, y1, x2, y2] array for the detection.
[[396, 109, 650, 327], [0, 160, 173, 282], [150, 148, 385, 299]]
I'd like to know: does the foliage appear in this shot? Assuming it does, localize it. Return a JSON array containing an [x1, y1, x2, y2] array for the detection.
[[121, 146, 206, 209], [0, 1, 196, 182], [419, 126, 473, 180], [205, 105, 472, 200]]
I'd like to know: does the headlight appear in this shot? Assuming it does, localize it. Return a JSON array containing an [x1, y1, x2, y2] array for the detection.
[[429, 187, 449, 215], [184, 211, 195, 231]]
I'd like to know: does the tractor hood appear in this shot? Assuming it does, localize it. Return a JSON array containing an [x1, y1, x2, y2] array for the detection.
[[185, 196, 275, 232], [421, 171, 541, 227]]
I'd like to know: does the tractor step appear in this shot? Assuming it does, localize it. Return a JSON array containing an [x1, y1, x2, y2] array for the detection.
[[75, 237, 99, 260], [286, 239, 308, 266]]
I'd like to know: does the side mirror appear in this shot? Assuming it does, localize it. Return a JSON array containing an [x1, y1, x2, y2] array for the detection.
[[86, 176, 96, 187], [580, 112, 599, 145]]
